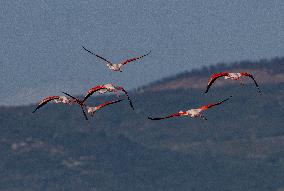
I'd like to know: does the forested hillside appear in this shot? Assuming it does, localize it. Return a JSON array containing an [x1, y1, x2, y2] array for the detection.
[[0, 58, 283, 191]]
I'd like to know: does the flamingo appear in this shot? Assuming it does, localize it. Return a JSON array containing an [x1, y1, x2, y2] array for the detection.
[[82, 46, 151, 72], [148, 97, 231, 121], [204, 72, 261, 93], [86, 99, 124, 117], [32, 95, 73, 113], [82, 84, 134, 110]]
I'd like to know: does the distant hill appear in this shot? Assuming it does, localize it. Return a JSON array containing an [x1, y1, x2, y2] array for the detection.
[[0, 57, 284, 191], [140, 57, 284, 92]]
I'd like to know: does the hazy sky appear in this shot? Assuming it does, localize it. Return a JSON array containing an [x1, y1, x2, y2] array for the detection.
[[0, 0, 283, 106]]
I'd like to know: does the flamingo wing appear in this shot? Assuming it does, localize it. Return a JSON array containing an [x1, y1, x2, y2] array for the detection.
[[116, 87, 134, 110], [205, 72, 229, 93], [199, 96, 231, 111], [83, 85, 106, 103], [241, 72, 261, 93], [148, 112, 183, 120], [96, 99, 124, 110], [82, 46, 112, 65], [121, 50, 151, 65], [32, 96, 61, 113]]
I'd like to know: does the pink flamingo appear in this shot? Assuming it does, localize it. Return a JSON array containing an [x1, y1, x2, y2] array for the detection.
[[33, 93, 89, 120], [32, 96, 73, 113], [205, 72, 261, 93], [82, 46, 151, 72], [148, 97, 231, 121], [82, 84, 134, 110]]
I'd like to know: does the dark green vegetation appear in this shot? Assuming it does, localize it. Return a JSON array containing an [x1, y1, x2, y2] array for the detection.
[[0, 58, 284, 191]]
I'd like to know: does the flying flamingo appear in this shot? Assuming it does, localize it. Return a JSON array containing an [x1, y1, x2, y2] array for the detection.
[[82, 84, 134, 110], [86, 99, 124, 117], [82, 46, 151, 72], [32, 95, 73, 113], [148, 97, 231, 121], [204, 72, 261, 93]]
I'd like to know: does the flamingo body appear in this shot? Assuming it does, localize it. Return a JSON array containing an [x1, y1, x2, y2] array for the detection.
[[148, 97, 230, 121], [83, 84, 134, 110], [82, 46, 151, 72], [205, 72, 261, 93]]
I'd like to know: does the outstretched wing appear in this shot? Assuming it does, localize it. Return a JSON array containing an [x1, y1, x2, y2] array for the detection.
[[82, 85, 106, 103], [32, 96, 60, 113], [116, 86, 134, 110], [121, 50, 151, 65], [148, 112, 184, 120], [205, 72, 229, 93], [241, 72, 261, 93], [82, 46, 112, 65], [199, 96, 231, 111], [96, 99, 124, 110]]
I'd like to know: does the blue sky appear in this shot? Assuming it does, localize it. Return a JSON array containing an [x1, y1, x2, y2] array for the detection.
[[0, 0, 283, 106]]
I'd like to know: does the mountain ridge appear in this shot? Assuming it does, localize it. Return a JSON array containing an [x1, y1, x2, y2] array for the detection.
[[0, 57, 283, 190]]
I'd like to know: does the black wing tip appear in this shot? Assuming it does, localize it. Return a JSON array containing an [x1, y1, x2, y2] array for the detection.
[[148, 117, 161, 120], [223, 96, 232, 102], [127, 98, 135, 110], [81, 107, 88, 120], [62, 91, 69, 96], [62, 91, 73, 99], [204, 86, 210, 93], [32, 107, 39, 113], [62, 91, 81, 103]]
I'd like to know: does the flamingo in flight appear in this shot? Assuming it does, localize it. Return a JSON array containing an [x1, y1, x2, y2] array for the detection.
[[148, 97, 231, 121], [204, 72, 261, 93], [62, 92, 124, 118], [82, 84, 134, 110], [86, 99, 124, 117], [33, 93, 89, 120], [32, 95, 73, 113], [82, 46, 151, 72]]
